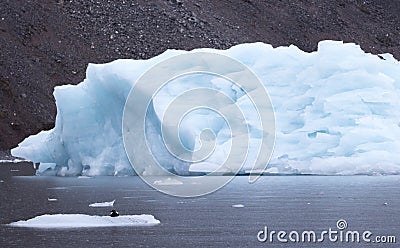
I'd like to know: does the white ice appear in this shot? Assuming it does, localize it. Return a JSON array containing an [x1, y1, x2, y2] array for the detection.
[[89, 200, 115, 207], [0, 159, 29, 163], [77, 176, 92, 179], [153, 178, 183, 186], [232, 204, 245, 208], [8, 214, 160, 228], [11, 40, 400, 176]]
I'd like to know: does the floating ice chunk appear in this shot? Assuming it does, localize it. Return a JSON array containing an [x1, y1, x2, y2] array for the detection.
[[232, 204, 245, 208], [89, 200, 115, 207], [0, 159, 29, 163], [48, 187, 67, 190], [8, 214, 160, 228], [77, 176, 92, 179], [47, 198, 58, 202], [153, 178, 183, 186]]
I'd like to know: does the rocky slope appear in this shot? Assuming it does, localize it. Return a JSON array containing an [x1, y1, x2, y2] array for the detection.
[[0, 0, 399, 151]]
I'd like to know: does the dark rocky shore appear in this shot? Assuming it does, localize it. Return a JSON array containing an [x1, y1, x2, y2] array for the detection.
[[1, 0, 399, 152]]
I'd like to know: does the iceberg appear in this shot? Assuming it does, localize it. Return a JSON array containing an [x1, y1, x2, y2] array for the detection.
[[8, 214, 160, 228], [11, 40, 400, 176]]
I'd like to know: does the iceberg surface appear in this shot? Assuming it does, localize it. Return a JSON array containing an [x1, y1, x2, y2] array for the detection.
[[12, 40, 400, 176], [8, 214, 160, 228]]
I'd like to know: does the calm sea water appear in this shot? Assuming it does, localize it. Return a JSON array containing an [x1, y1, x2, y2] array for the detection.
[[0, 175, 399, 247]]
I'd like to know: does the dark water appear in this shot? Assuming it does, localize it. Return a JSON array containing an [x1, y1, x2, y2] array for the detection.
[[0, 175, 399, 247]]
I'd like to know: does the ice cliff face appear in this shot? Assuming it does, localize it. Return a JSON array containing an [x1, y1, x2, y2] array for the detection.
[[11, 40, 400, 176]]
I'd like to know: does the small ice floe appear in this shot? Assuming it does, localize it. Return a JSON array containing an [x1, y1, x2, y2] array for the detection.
[[0, 180, 4, 183], [77, 176, 92, 179], [153, 178, 183, 186], [48, 187, 67, 190], [0, 159, 29, 163], [10, 169, 19, 172], [8, 214, 160, 228], [47, 198, 58, 202], [89, 200, 115, 207], [383, 202, 388, 206], [307, 202, 311, 205], [232, 204, 245, 208]]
